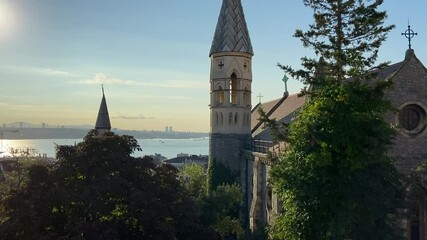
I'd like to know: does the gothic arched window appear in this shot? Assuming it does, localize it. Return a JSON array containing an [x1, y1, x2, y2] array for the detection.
[[217, 86, 224, 104], [229, 112, 233, 125], [234, 112, 238, 124], [220, 112, 224, 125], [230, 73, 238, 104]]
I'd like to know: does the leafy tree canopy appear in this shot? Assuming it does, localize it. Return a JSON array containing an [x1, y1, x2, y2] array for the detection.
[[269, 0, 404, 239], [0, 130, 205, 240]]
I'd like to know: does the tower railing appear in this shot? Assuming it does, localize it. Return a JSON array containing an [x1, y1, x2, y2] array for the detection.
[[247, 139, 274, 154]]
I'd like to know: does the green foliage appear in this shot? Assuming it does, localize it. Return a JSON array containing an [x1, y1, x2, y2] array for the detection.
[[0, 130, 205, 240], [280, 0, 394, 87], [270, 82, 404, 240], [215, 216, 243, 239], [179, 163, 207, 202], [270, 1, 404, 239], [0, 158, 48, 195], [177, 162, 244, 239], [207, 157, 238, 194], [201, 184, 243, 239]]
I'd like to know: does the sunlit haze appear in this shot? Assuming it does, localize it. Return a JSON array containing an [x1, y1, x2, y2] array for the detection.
[[0, 0, 426, 132], [0, 1, 14, 36]]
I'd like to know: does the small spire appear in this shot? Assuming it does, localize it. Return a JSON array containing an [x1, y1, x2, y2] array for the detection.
[[210, 0, 253, 56], [95, 86, 111, 133]]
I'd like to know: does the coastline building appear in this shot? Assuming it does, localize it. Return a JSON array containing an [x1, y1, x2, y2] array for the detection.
[[164, 153, 209, 169], [209, 0, 427, 238]]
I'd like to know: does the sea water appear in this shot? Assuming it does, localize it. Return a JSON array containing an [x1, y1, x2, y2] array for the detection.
[[0, 138, 208, 159]]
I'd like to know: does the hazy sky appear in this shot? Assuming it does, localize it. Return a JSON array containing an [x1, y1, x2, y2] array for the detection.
[[0, 0, 426, 132]]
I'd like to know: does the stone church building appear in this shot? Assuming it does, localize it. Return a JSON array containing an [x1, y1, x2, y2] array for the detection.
[[208, 0, 427, 239]]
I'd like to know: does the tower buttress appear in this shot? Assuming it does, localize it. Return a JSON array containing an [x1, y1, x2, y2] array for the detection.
[[209, 0, 253, 171]]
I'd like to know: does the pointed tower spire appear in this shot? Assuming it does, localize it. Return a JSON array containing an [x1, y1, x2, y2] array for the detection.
[[209, 0, 253, 172], [210, 0, 253, 56], [95, 85, 111, 134]]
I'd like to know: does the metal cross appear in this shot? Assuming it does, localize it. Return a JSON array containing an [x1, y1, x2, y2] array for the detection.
[[282, 74, 289, 93], [257, 93, 263, 103], [401, 22, 417, 49]]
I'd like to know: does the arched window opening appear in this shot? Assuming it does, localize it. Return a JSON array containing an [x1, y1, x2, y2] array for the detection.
[[229, 112, 233, 125], [217, 86, 224, 104], [230, 72, 238, 104], [220, 113, 224, 125], [234, 112, 238, 125], [215, 112, 219, 125], [243, 87, 250, 106]]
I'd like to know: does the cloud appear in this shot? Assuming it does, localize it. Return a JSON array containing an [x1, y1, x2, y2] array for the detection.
[[80, 73, 141, 86], [36, 68, 75, 77], [112, 114, 155, 120], [79, 73, 205, 89], [1, 66, 76, 77]]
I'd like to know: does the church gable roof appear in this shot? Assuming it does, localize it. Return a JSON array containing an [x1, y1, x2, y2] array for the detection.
[[251, 93, 306, 139], [210, 0, 253, 56], [95, 89, 111, 131]]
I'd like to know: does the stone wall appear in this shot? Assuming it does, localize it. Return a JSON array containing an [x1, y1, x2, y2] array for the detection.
[[384, 50, 427, 175], [209, 133, 251, 172]]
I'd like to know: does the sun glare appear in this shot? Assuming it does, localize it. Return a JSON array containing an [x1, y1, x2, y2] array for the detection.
[[0, 1, 16, 38], [0, 4, 7, 28]]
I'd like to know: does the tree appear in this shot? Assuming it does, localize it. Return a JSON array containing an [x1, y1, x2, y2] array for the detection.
[[179, 163, 207, 202], [177, 163, 243, 239], [0, 130, 205, 240], [270, 1, 404, 239], [207, 158, 238, 194], [201, 184, 243, 239]]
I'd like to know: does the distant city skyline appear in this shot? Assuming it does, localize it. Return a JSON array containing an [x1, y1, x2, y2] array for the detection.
[[1, 0, 426, 132]]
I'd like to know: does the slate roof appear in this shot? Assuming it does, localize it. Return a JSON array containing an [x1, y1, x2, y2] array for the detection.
[[250, 60, 407, 141], [251, 93, 307, 139], [95, 89, 111, 131], [210, 0, 253, 56], [374, 62, 403, 80]]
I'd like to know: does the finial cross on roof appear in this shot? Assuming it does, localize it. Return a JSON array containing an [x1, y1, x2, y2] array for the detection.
[[282, 75, 289, 93], [401, 22, 417, 49], [257, 93, 263, 103]]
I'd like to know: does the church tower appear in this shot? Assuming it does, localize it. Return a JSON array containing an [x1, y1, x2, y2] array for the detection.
[[95, 86, 111, 135], [209, 0, 253, 171]]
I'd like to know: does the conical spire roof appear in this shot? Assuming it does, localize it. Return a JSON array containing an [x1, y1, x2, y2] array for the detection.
[[210, 0, 253, 56], [95, 87, 111, 131]]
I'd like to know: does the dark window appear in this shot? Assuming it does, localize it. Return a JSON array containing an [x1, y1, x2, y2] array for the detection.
[[399, 104, 425, 133], [230, 73, 238, 104], [411, 220, 420, 240]]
